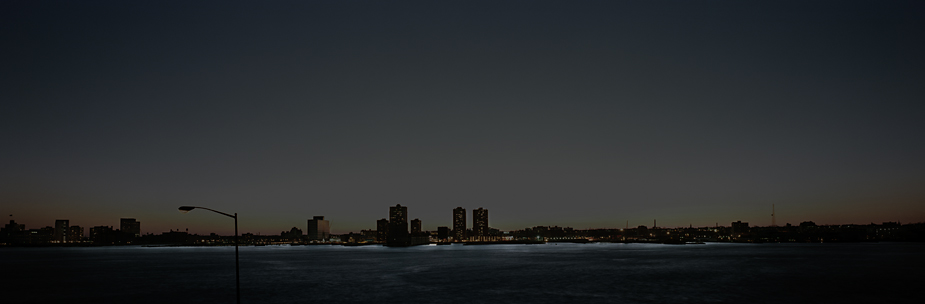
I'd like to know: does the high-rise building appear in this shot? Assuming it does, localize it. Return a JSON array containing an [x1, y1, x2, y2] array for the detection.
[[453, 207, 466, 242], [473, 208, 488, 240], [411, 219, 422, 236], [68, 226, 84, 242], [388, 204, 409, 246], [120, 218, 141, 237], [376, 218, 389, 242], [54, 220, 69, 243], [307, 216, 330, 241]]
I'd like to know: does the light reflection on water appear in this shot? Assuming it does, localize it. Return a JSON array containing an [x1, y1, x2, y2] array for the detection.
[[2, 243, 923, 303]]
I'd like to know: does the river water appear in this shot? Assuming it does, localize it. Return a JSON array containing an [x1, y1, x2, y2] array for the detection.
[[2, 242, 922, 303]]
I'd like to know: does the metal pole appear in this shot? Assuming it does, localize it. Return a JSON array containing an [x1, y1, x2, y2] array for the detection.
[[178, 206, 241, 303], [235, 213, 240, 304]]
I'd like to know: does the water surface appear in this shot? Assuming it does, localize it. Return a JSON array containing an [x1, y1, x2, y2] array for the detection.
[[2, 242, 922, 303]]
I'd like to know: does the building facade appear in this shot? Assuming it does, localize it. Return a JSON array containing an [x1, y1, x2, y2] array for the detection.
[[54, 220, 69, 243], [731, 221, 749, 239], [89, 226, 115, 244], [411, 218, 422, 236], [283, 227, 303, 240], [120, 218, 141, 237], [68, 226, 84, 242], [387, 204, 409, 246], [307, 216, 330, 241], [473, 208, 488, 241], [376, 218, 389, 242], [453, 207, 466, 242]]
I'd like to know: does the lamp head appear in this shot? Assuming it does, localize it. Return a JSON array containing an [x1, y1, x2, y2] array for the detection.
[[178, 206, 196, 213]]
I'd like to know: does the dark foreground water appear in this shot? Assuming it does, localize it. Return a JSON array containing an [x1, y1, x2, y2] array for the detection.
[[1, 242, 923, 303]]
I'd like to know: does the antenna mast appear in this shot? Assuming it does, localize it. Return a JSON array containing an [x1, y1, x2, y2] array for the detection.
[[771, 204, 777, 227]]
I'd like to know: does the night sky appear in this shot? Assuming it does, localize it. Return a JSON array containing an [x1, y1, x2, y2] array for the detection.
[[2, 1, 924, 235]]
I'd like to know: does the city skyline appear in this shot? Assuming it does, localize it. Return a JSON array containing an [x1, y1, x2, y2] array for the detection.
[[2, 1, 924, 235], [5, 203, 919, 237], [5, 204, 920, 246], [5, 198, 920, 236]]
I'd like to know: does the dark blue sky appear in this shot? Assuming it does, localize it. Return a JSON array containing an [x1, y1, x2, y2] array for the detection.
[[2, 1, 924, 235]]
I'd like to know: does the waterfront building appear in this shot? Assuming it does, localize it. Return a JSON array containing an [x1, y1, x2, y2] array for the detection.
[[307, 216, 330, 241], [89, 226, 115, 244], [731, 221, 749, 238], [54, 220, 69, 243], [0, 220, 27, 244], [376, 219, 389, 242], [387, 204, 409, 246], [3, 220, 24, 232], [361, 229, 378, 241], [635, 225, 649, 239], [473, 208, 488, 241], [68, 226, 84, 242], [453, 207, 466, 242], [282, 227, 302, 240], [120, 218, 141, 237], [411, 219, 422, 236], [28, 227, 55, 244]]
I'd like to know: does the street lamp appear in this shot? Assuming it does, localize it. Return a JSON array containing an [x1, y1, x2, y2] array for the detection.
[[178, 206, 240, 304]]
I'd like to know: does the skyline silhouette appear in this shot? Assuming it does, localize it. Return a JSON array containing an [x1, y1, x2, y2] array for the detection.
[[3, 203, 919, 238]]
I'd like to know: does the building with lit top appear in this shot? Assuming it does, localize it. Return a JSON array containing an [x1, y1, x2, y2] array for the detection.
[[387, 204, 409, 246]]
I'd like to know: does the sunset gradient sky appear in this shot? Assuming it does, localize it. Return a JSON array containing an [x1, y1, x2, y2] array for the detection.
[[2, 1, 924, 235]]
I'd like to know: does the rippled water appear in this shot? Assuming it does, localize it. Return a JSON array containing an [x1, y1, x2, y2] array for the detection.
[[2, 242, 923, 303]]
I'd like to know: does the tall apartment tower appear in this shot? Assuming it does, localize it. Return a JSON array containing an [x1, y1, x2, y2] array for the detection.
[[387, 204, 409, 246], [473, 208, 488, 239], [54, 220, 69, 243], [376, 218, 389, 242], [411, 218, 422, 236], [120, 218, 141, 237], [453, 207, 466, 241], [307, 216, 330, 241]]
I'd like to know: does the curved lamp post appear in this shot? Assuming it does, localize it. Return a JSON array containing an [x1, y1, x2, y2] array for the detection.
[[178, 206, 239, 304]]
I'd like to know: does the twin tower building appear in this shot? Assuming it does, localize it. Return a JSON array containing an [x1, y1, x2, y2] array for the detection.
[[454, 207, 490, 242], [377, 205, 489, 246]]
